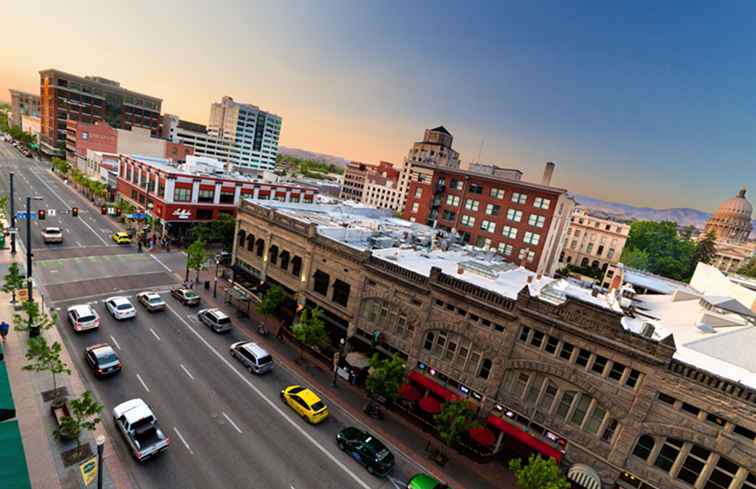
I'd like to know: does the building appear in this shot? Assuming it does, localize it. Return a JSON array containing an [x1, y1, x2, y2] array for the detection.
[[406, 126, 460, 168], [39, 69, 162, 156], [560, 207, 631, 273], [207, 96, 282, 170], [339, 160, 402, 209], [8, 89, 40, 128], [403, 161, 573, 276], [339, 161, 374, 201], [704, 187, 753, 243], [232, 200, 756, 489], [710, 241, 755, 274], [161, 114, 234, 164], [20, 115, 41, 141], [116, 155, 316, 238]]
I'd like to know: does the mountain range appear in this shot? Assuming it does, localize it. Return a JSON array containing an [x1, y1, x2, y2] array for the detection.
[[279, 146, 349, 169]]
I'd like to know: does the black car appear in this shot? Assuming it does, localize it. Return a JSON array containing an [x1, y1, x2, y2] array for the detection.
[[336, 427, 394, 477], [85, 344, 122, 377]]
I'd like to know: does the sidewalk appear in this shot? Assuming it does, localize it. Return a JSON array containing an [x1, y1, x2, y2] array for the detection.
[[195, 267, 517, 489], [0, 247, 133, 489]]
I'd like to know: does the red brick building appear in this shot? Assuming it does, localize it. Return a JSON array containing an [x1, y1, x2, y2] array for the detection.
[[402, 162, 574, 275]]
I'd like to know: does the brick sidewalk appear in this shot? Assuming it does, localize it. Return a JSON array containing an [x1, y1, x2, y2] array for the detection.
[[195, 267, 517, 489]]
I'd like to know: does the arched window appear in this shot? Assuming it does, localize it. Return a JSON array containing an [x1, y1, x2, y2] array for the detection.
[[256, 238, 265, 257], [591, 260, 600, 269], [237, 230, 246, 247], [566, 255, 572, 263], [424, 332, 434, 351], [632, 435, 655, 461], [269, 245, 279, 265], [246, 235, 255, 251], [478, 358, 492, 379], [280, 250, 290, 270], [580, 257, 590, 268], [291, 256, 302, 277]]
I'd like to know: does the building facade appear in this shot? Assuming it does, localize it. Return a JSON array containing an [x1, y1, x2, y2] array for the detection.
[[339, 160, 403, 210], [207, 96, 281, 170], [704, 188, 753, 244], [406, 126, 460, 168], [560, 207, 631, 273], [161, 114, 234, 164], [232, 200, 756, 489], [39, 69, 162, 156], [8, 89, 41, 128]]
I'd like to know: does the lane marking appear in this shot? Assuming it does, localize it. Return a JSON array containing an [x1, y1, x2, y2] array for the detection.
[[179, 363, 194, 380], [222, 412, 243, 434], [149, 328, 161, 341], [150, 253, 172, 272], [109, 335, 121, 350], [76, 241, 82, 247], [165, 304, 372, 489], [136, 373, 150, 392], [173, 427, 194, 456]]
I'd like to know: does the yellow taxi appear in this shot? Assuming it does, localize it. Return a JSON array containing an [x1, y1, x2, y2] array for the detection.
[[111, 232, 132, 245], [280, 385, 329, 424]]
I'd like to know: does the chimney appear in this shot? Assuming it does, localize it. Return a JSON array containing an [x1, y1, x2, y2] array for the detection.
[[527, 275, 534, 284], [542, 162, 556, 186], [457, 264, 464, 275]]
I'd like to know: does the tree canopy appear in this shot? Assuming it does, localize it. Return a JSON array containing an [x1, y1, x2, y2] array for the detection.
[[292, 307, 328, 354], [509, 454, 571, 489], [366, 354, 406, 402], [621, 221, 698, 281], [256, 285, 286, 317], [737, 256, 756, 278], [433, 400, 478, 451]]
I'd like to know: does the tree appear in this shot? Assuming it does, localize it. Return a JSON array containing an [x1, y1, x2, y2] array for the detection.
[[292, 307, 328, 359], [620, 247, 650, 271], [687, 231, 717, 277], [209, 214, 236, 251], [0, 194, 8, 223], [622, 221, 695, 281], [55, 391, 103, 456], [186, 239, 209, 282], [51, 157, 71, 174], [256, 285, 286, 317], [737, 256, 756, 278], [365, 354, 406, 402], [24, 336, 70, 405], [3, 263, 25, 304], [509, 454, 571, 489], [433, 400, 479, 456], [13, 300, 57, 334]]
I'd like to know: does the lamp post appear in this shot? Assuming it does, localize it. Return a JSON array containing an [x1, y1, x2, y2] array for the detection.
[[213, 257, 221, 298], [96, 435, 105, 489], [25, 196, 43, 305], [9, 172, 16, 255], [332, 337, 346, 387]]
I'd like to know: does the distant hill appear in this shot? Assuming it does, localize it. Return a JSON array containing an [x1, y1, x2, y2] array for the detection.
[[279, 146, 349, 169]]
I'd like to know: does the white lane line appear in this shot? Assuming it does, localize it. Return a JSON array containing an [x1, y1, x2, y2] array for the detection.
[[136, 373, 150, 392], [76, 241, 82, 247], [222, 412, 243, 434], [150, 253, 172, 272], [109, 335, 121, 350], [179, 363, 194, 380], [149, 328, 161, 341], [165, 305, 372, 489], [173, 427, 194, 456]]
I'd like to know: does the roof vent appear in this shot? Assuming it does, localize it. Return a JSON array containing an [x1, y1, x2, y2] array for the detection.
[[640, 322, 656, 338]]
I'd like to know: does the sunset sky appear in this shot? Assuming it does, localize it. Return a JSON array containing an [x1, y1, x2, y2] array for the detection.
[[1, 1, 754, 212]]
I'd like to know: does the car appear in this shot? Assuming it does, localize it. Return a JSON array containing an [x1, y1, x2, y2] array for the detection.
[[113, 399, 170, 461], [171, 287, 200, 306], [280, 385, 329, 424], [85, 343, 122, 377], [136, 291, 166, 312], [112, 232, 131, 245], [407, 474, 450, 489], [67, 304, 100, 332], [198, 308, 232, 333], [41, 227, 64, 244], [105, 296, 136, 320], [336, 427, 395, 477], [230, 341, 273, 374]]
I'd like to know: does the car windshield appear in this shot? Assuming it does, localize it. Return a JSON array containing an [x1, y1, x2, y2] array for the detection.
[[375, 448, 391, 462], [288, 386, 305, 395], [116, 303, 132, 310], [78, 313, 96, 322], [257, 355, 272, 365], [310, 401, 326, 411], [149, 297, 163, 304], [96, 351, 118, 364], [45, 228, 61, 234], [185, 291, 198, 298]]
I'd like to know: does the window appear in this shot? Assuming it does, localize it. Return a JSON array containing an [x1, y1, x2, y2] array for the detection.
[[502, 226, 518, 239], [523, 232, 540, 245], [681, 402, 700, 416], [446, 195, 460, 206], [733, 424, 756, 441], [576, 349, 591, 367], [332, 279, 350, 307], [539, 382, 558, 413], [657, 392, 676, 405], [586, 243, 594, 254], [518, 249, 535, 262], [498, 243, 513, 256], [512, 372, 530, 398], [678, 445, 710, 485], [560, 342, 574, 360], [744, 473, 756, 489], [556, 391, 576, 419], [469, 183, 483, 194], [424, 332, 434, 351], [706, 456, 739, 489], [506, 209, 523, 222], [602, 419, 618, 443], [519, 326, 531, 342], [464, 199, 480, 211], [460, 215, 476, 227], [533, 197, 551, 209], [198, 188, 214, 203], [174, 187, 191, 202], [478, 358, 492, 379], [291, 256, 302, 277], [585, 405, 606, 434], [475, 237, 492, 248], [545, 336, 559, 354], [626, 369, 641, 388], [480, 220, 496, 233], [414, 187, 423, 198], [525, 374, 544, 404], [442, 210, 456, 221], [608, 362, 625, 381], [450, 179, 463, 190], [313, 270, 330, 296], [411, 202, 419, 213], [256, 239, 265, 257], [490, 188, 505, 199], [485, 204, 500, 216], [592, 355, 608, 375], [570, 395, 591, 426], [633, 435, 655, 461], [269, 245, 279, 265], [220, 189, 235, 204], [509, 192, 526, 204], [653, 438, 683, 472], [528, 214, 546, 228], [531, 331, 544, 348], [607, 248, 616, 260]]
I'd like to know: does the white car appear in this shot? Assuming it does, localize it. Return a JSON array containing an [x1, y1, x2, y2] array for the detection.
[[67, 304, 100, 332], [136, 291, 166, 312], [198, 308, 232, 333], [41, 227, 64, 244], [105, 296, 136, 320]]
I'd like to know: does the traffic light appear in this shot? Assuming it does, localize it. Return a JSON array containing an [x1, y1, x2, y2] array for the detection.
[[71, 207, 79, 217], [37, 209, 46, 220]]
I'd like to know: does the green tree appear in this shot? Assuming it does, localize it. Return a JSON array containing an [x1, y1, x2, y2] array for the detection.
[[292, 307, 328, 359], [24, 336, 70, 405], [256, 285, 286, 317], [737, 256, 756, 278], [13, 300, 57, 334], [623, 221, 695, 281], [687, 231, 718, 277], [433, 400, 479, 456], [209, 214, 236, 251], [186, 239, 209, 283], [0, 194, 8, 223], [509, 454, 571, 489], [365, 354, 406, 402], [51, 157, 71, 174], [3, 262, 25, 304], [55, 391, 103, 456], [620, 247, 650, 271]]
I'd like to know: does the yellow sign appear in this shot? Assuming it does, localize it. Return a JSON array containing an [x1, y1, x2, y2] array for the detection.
[[80, 456, 98, 486], [16, 288, 28, 302]]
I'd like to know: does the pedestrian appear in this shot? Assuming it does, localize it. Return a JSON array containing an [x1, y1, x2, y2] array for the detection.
[[0, 321, 9, 343]]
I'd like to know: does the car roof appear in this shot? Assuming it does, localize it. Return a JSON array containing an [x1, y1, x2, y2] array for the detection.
[[115, 232, 129, 236], [140, 291, 160, 298], [114, 398, 153, 424], [69, 304, 95, 315], [241, 342, 269, 358], [298, 388, 322, 406], [91, 345, 116, 357], [107, 296, 132, 305], [207, 308, 228, 318]]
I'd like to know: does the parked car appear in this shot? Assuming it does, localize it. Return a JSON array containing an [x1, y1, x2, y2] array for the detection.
[[113, 398, 170, 461], [198, 308, 232, 333], [336, 427, 395, 477], [85, 343, 122, 377], [171, 287, 200, 306], [407, 474, 450, 489], [67, 304, 100, 332], [41, 227, 64, 244], [280, 385, 329, 424], [136, 291, 166, 312], [230, 341, 273, 374], [105, 296, 136, 320], [111, 232, 131, 245]]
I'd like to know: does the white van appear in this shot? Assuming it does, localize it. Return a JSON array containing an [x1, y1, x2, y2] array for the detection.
[[229, 341, 273, 374]]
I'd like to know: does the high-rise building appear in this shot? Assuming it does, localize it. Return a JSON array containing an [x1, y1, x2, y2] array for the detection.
[[162, 114, 233, 164], [207, 96, 282, 170], [38, 69, 162, 156], [8, 89, 41, 128]]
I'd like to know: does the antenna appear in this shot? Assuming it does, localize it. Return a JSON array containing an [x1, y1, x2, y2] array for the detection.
[[477, 138, 485, 164]]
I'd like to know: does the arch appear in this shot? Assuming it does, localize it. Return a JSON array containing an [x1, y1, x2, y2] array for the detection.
[[591, 260, 600, 269], [246, 234, 255, 252], [567, 464, 602, 489], [237, 230, 246, 247], [632, 434, 656, 461], [632, 423, 721, 456], [269, 244, 279, 264], [581, 257, 590, 268], [255, 238, 265, 257], [566, 255, 572, 263]]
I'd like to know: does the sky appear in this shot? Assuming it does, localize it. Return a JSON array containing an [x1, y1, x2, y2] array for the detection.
[[1, 1, 754, 212]]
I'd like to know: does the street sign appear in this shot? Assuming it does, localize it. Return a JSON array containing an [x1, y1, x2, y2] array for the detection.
[[48, 209, 56, 217], [79, 455, 98, 485], [16, 289, 28, 302], [7, 227, 17, 235], [14, 211, 36, 221]]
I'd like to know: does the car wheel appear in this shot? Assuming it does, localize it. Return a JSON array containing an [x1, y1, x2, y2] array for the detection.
[[280, 392, 285, 402], [337, 440, 346, 451]]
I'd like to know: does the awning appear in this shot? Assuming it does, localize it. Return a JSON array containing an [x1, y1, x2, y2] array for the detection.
[[487, 414, 562, 463], [0, 348, 15, 422], [468, 426, 496, 446], [419, 396, 442, 414], [398, 384, 422, 402], [0, 420, 31, 489], [568, 464, 602, 489], [345, 352, 370, 370], [408, 371, 461, 402]]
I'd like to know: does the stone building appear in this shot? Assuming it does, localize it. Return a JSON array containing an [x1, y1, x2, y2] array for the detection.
[[560, 207, 631, 273], [704, 188, 753, 244], [232, 200, 756, 489]]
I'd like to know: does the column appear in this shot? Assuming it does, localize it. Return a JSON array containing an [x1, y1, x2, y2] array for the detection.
[[213, 182, 222, 204], [285, 190, 291, 202], [191, 179, 200, 203], [233, 185, 242, 205], [253, 187, 260, 199], [164, 177, 175, 203]]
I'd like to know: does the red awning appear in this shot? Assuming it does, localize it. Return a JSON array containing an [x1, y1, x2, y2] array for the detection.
[[408, 371, 461, 402], [468, 426, 496, 446], [419, 396, 442, 414], [398, 384, 422, 402], [487, 415, 563, 463]]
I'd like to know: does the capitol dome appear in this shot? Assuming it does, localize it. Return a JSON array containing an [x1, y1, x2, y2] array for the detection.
[[703, 187, 753, 243]]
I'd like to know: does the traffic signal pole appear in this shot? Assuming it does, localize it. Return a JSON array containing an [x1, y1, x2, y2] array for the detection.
[[9, 172, 16, 255], [25, 196, 33, 304]]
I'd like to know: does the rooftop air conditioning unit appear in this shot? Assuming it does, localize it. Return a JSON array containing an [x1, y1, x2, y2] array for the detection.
[[640, 322, 656, 338]]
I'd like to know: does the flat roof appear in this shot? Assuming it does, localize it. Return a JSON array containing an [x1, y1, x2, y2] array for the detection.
[[414, 162, 568, 194], [39, 68, 162, 103]]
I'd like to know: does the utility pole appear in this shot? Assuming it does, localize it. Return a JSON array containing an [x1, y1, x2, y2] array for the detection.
[[9, 172, 15, 255], [25, 196, 33, 303]]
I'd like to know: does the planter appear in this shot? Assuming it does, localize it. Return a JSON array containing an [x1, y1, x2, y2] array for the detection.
[[51, 400, 71, 435]]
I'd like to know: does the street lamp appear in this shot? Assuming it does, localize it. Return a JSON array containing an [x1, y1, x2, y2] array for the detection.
[[332, 337, 346, 387], [9, 172, 16, 255], [213, 257, 221, 298], [96, 435, 105, 489], [25, 195, 43, 306]]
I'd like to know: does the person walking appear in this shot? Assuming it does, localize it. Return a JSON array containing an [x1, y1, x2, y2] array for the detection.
[[0, 321, 9, 343]]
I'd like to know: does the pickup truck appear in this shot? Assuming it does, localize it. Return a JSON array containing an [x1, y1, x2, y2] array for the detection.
[[113, 398, 170, 461]]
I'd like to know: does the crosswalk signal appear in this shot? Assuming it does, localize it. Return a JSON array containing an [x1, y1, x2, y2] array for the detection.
[[37, 209, 46, 220], [71, 207, 79, 217]]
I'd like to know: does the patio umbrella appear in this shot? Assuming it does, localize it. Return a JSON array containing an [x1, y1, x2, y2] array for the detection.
[[418, 396, 442, 414]]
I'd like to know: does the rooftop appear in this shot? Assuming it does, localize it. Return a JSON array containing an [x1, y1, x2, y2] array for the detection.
[[414, 161, 568, 194]]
